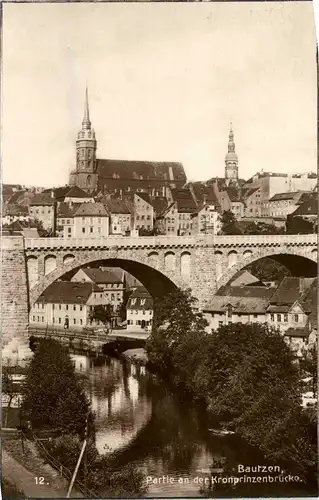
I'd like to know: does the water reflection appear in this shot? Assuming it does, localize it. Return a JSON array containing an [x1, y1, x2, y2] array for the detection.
[[70, 353, 315, 498]]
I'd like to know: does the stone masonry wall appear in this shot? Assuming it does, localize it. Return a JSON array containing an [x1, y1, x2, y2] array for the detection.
[[1, 237, 29, 346]]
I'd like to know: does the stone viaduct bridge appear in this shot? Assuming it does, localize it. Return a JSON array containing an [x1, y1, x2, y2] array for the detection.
[[2, 233, 317, 347]]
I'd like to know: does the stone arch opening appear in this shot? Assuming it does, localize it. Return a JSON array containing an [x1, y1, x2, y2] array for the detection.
[[217, 253, 317, 291], [164, 251, 176, 272], [27, 256, 38, 289], [63, 254, 75, 265], [227, 250, 238, 269], [181, 252, 191, 279], [30, 257, 179, 309], [44, 255, 57, 276]]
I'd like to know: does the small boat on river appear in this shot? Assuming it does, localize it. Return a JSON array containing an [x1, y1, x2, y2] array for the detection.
[[209, 428, 235, 436]]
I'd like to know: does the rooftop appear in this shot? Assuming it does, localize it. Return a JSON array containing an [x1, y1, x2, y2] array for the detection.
[[204, 295, 269, 314], [30, 193, 55, 206], [65, 186, 93, 199], [37, 281, 101, 305], [269, 277, 316, 307], [80, 267, 124, 284], [74, 202, 109, 217]]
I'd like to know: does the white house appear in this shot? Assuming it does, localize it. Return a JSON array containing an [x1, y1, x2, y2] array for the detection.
[[126, 287, 153, 331]]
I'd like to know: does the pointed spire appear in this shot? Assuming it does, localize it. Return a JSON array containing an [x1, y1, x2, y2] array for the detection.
[[228, 122, 235, 153], [82, 85, 91, 130]]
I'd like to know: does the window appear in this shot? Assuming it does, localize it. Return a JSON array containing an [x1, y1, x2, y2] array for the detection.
[[42, 303, 44, 309], [67, 219, 70, 224], [90, 227, 93, 233], [98, 218, 101, 223], [58, 318, 61, 324], [143, 310, 145, 315], [32, 316, 35, 321], [284, 314, 288, 322], [147, 215, 151, 220], [73, 319, 76, 325], [80, 305, 82, 311], [42, 317, 44, 322], [82, 228, 85, 233], [52, 304, 55, 310], [53, 317, 55, 323], [270, 314, 274, 322], [68, 228, 72, 233], [277, 314, 281, 322], [59, 304, 61, 310], [111, 294, 114, 300], [80, 319, 83, 325], [66, 305, 69, 311], [253, 314, 258, 318], [73, 305, 76, 311], [218, 321, 223, 327], [82, 217, 85, 223], [294, 314, 299, 322]]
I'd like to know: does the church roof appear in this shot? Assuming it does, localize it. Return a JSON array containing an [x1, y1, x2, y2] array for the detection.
[[96, 159, 186, 190], [74, 202, 109, 217]]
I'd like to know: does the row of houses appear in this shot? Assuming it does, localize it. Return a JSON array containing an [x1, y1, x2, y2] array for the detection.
[[203, 275, 317, 356]]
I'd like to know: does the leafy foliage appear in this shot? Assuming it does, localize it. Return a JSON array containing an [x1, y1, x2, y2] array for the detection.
[[22, 338, 91, 435], [286, 215, 315, 234], [247, 257, 290, 282], [299, 344, 318, 397], [89, 304, 113, 326], [146, 291, 317, 483], [219, 210, 241, 235]]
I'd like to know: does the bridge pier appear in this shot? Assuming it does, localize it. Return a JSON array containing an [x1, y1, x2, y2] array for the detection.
[[1, 237, 33, 364]]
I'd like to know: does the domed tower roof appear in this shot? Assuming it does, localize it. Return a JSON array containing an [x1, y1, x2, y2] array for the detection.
[[225, 124, 238, 162]]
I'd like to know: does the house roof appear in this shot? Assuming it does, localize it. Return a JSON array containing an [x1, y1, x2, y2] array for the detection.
[[37, 281, 101, 305], [100, 197, 131, 214], [171, 188, 197, 213], [30, 193, 55, 206], [57, 202, 82, 218], [21, 228, 39, 238], [96, 159, 186, 190], [204, 295, 269, 314], [74, 202, 109, 217], [269, 191, 304, 202], [151, 196, 168, 216], [217, 285, 275, 299], [127, 287, 153, 310], [5, 204, 29, 216], [80, 268, 124, 284], [135, 192, 152, 205], [65, 186, 93, 198], [43, 186, 72, 202], [291, 196, 318, 217], [230, 270, 264, 287], [284, 327, 310, 338], [269, 277, 316, 306]]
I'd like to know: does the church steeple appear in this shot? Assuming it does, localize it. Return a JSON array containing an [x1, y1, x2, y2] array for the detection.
[[225, 123, 238, 183], [73, 86, 98, 192], [82, 85, 91, 130]]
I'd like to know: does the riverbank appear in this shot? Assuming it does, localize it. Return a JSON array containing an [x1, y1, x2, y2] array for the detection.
[[2, 438, 83, 498]]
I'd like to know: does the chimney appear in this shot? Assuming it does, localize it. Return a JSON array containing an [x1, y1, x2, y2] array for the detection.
[[203, 194, 207, 205], [51, 190, 55, 199]]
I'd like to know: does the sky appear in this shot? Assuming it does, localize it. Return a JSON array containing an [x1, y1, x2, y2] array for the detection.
[[2, 1, 317, 187]]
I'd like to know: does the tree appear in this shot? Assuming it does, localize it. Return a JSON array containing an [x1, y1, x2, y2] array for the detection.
[[299, 344, 318, 397], [89, 304, 113, 327], [22, 338, 92, 435], [286, 215, 315, 234], [2, 367, 20, 427], [247, 257, 290, 282], [219, 210, 241, 235]]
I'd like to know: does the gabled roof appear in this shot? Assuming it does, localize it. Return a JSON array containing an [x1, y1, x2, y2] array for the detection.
[[135, 192, 152, 205], [43, 186, 72, 202], [37, 281, 101, 305], [100, 197, 131, 214], [57, 202, 82, 218], [65, 186, 93, 198], [151, 196, 168, 216], [5, 204, 29, 216], [80, 268, 124, 284], [74, 202, 109, 217], [22, 228, 40, 238], [269, 277, 316, 306], [291, 195, 318, 217], [204, 295, 269, 314], [127, 287, 153, 310], [30, 193, 55, 206], [171, 188, 197, 213]]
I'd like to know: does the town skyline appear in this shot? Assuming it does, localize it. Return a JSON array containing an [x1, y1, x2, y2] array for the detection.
[[3, 1, 317, 188]]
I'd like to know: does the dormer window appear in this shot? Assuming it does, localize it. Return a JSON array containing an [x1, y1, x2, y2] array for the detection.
[[131, 298, 136, 305], [141, 299, 146, 306]]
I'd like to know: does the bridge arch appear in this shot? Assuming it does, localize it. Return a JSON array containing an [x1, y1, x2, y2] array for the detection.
[[217, 251, 317, 290], [29, 254, 184, 309]]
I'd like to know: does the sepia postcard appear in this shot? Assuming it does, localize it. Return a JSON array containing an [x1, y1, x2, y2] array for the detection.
[[1, 1, 318, 498]]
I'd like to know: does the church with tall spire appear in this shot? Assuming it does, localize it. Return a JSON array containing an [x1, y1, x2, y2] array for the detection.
[[69, 87, 99, 192], [224, 123, 239, 184], [69, 87, 186, 195]]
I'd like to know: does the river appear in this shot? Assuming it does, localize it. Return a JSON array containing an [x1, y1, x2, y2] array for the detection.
[[71, 353, 316, 498]]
